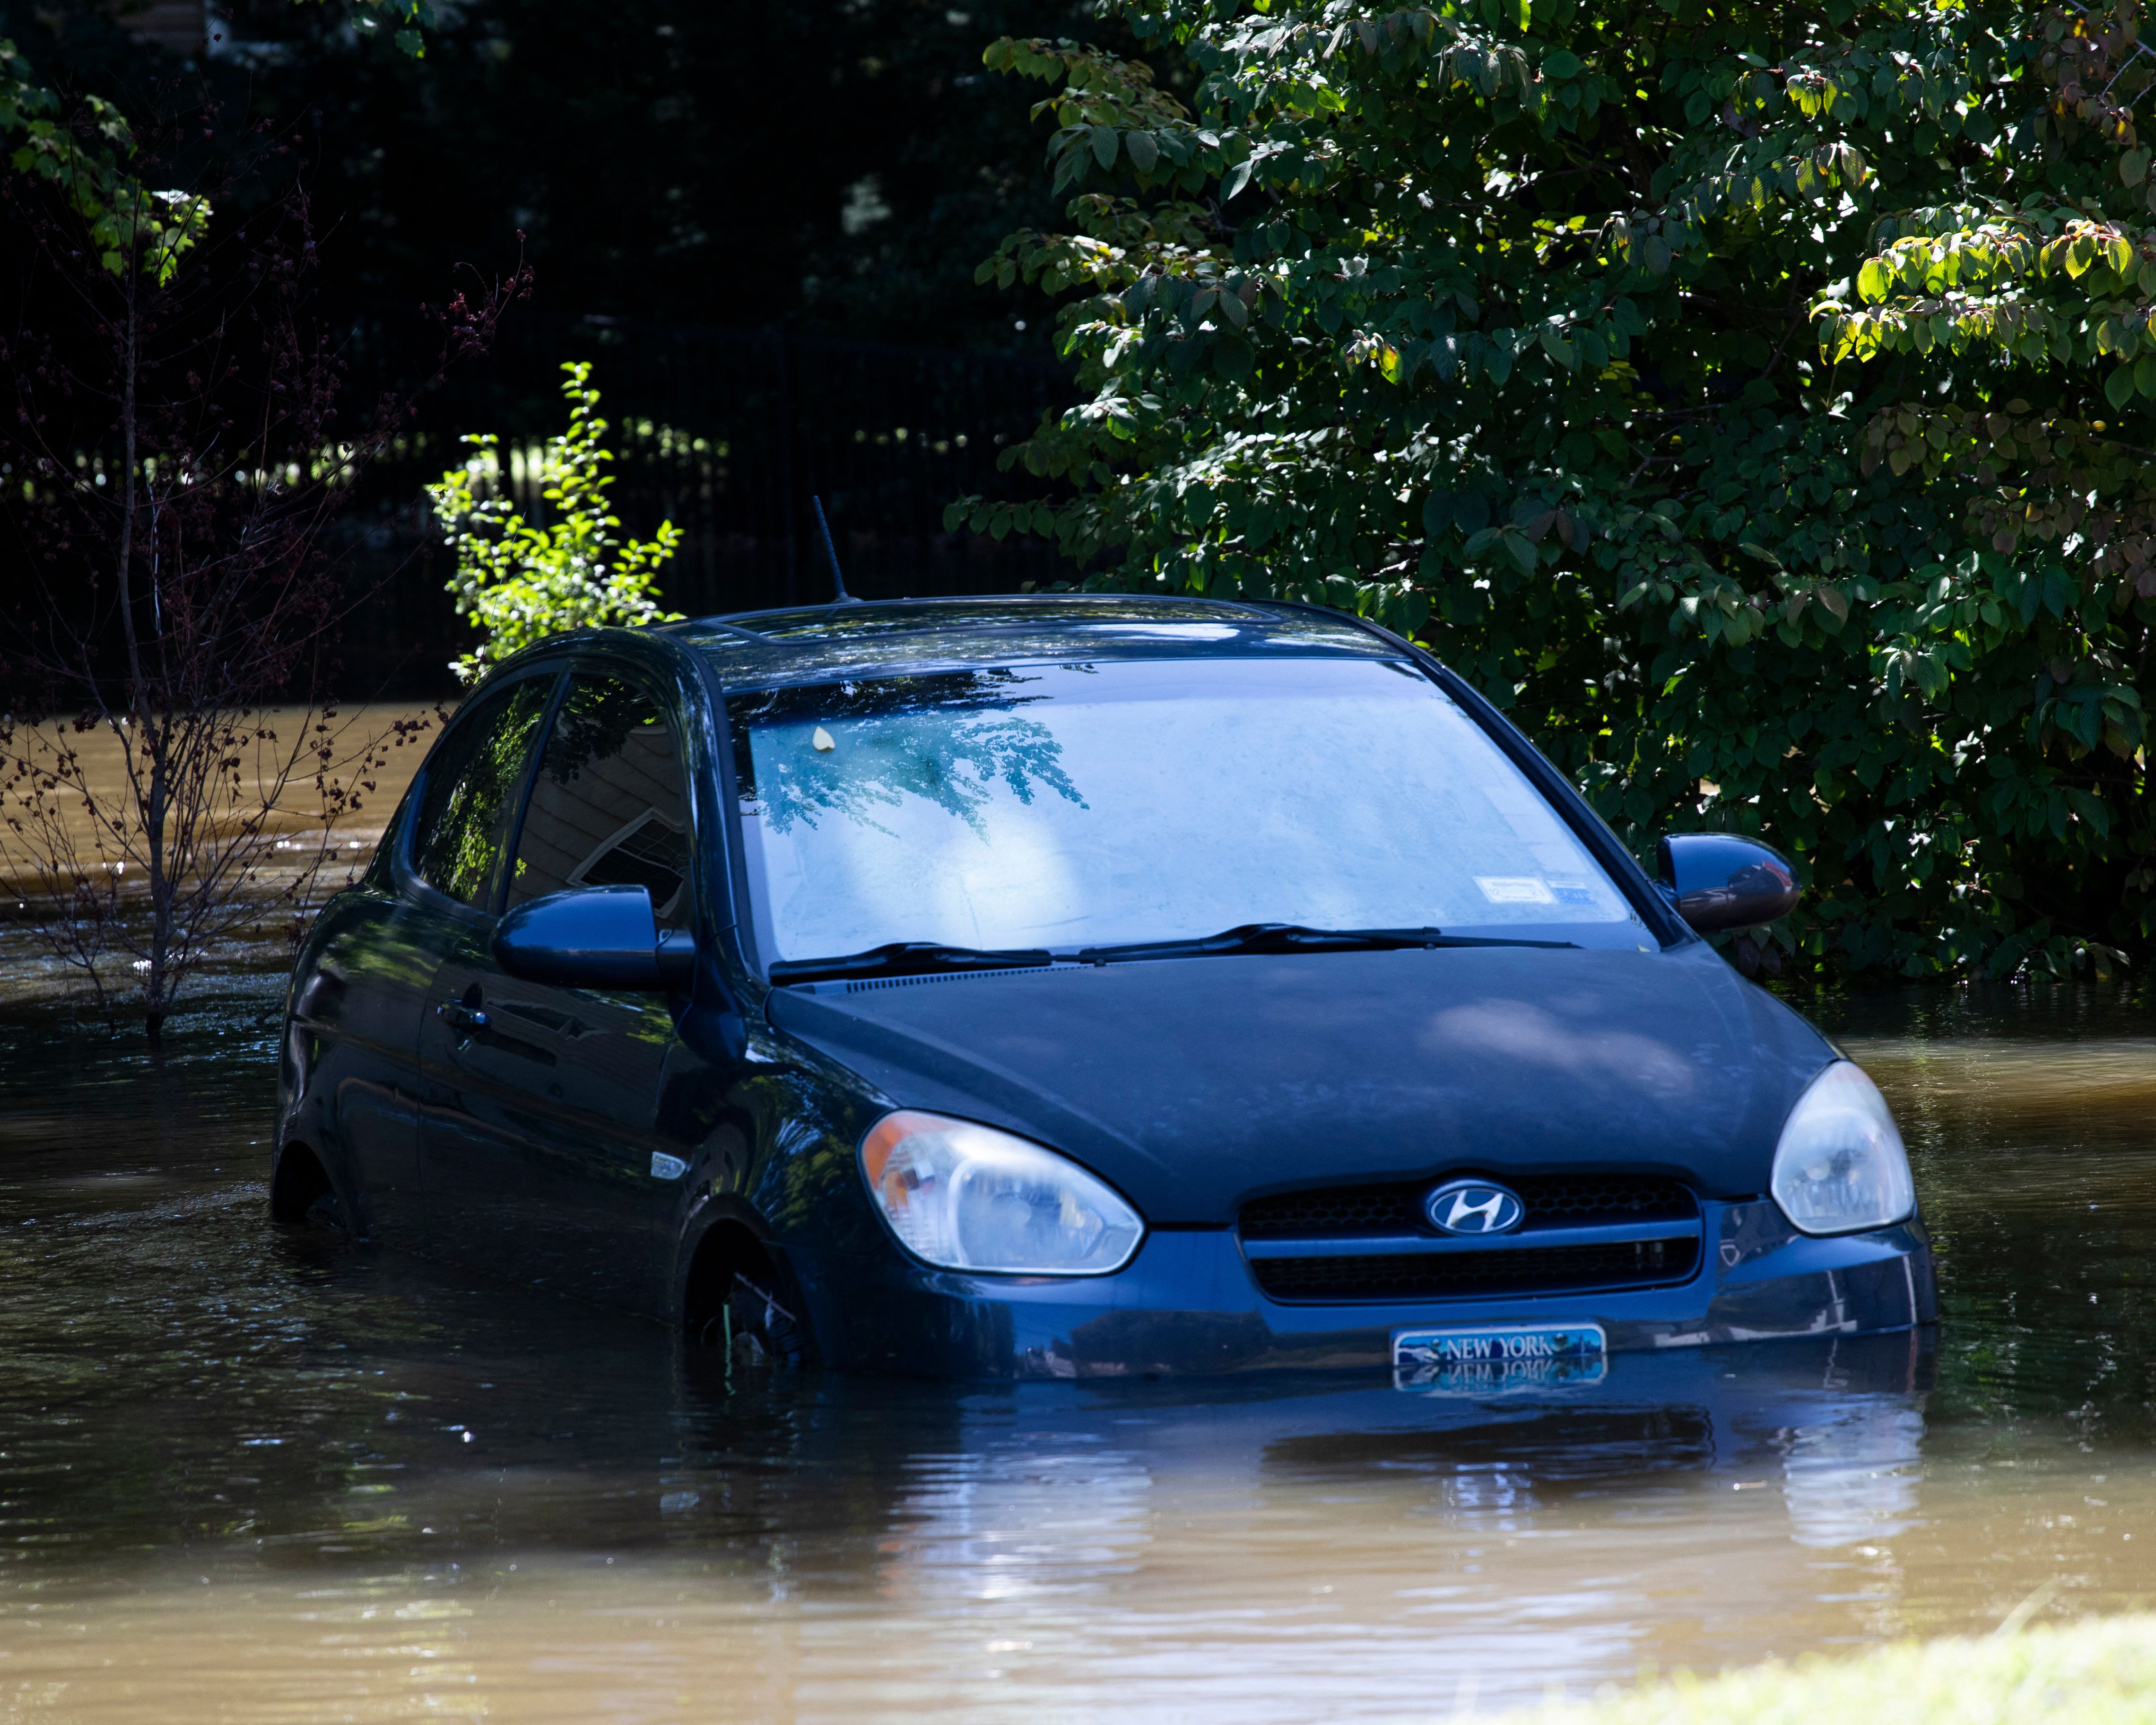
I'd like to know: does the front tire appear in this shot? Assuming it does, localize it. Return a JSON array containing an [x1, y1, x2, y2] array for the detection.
[[723, 1270, 806, 1371], [683, 1222, 809, 1373]]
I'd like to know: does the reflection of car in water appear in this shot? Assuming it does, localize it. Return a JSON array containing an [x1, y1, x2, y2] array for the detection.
[[1202, 1333, 1933, 1552], [272, 596, 1936, 1380], [681, 1336, 1934, 1607]]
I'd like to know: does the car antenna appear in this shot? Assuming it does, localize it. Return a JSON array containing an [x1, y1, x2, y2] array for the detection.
[[811, 495, 857, 605]]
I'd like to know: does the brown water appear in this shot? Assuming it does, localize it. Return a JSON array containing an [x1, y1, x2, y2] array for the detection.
[[0, 982, 2153, 1722], [0, 705, 433, 1007]]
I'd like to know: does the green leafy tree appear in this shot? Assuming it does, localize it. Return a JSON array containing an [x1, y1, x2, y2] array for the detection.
[[0, 36, 206, 284], [957, 0, 2156, 980], [0, 2, 432, 281], [431, 361, 685, 684]]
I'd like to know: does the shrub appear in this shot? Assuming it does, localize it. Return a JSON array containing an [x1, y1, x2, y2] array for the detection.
[[960, 0, 2156, 980], [432, 361, 683, 685]]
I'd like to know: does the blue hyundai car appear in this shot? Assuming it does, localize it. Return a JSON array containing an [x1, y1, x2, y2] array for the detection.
[[273, 595, 1935, 1382]]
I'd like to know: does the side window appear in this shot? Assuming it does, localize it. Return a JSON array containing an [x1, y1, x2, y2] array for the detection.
[[508, 673, 695, 931], [409, 676, 555, 908]]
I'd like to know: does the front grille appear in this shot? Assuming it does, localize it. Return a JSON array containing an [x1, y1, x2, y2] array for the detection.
[[1240, 1172, 1695, 1238], [1252, 1236, 1700, 1303], [1239, 1170, 1702, 1304]]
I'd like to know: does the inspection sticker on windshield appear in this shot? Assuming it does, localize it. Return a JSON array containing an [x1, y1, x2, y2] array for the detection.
[[1392, 1323, 1607, 1393], [1474, 876, 1554, 904]]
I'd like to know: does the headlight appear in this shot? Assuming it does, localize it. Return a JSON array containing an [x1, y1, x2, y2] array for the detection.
[[859, 1110, 1144, 1275], [1770, 1062, 1915, 1236]]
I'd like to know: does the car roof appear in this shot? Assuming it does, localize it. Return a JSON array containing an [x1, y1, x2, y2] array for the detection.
[[656, 593, 1402, 688]]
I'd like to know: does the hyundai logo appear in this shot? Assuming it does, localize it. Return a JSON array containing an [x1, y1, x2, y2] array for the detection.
[[1425, 1178, 1525, 1236]]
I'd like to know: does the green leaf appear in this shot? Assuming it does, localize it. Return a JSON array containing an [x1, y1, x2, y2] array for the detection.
[[1089, 125, 1119, 170], [2066, 786, 2112, 836], [1212, 332, 1254, 384], [2126, 148, 2152, 187], [1543, 48, 1582, 78], [1126, 130, 1160, 174], [2105, 364, 2137, 410]]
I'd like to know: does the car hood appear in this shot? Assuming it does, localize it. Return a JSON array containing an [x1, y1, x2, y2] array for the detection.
[[763, 941, 1835, 1223]]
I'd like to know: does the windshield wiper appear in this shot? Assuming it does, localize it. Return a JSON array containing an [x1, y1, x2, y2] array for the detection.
[[1076, 923, 1578, 965], [768, 941, 1055, 986], [773, 925, 1578, 983]]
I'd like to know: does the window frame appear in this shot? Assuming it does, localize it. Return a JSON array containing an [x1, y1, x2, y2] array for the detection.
[[392, 663, 566, 921], [380, 637, 748, 995], [498, 656, 703, 931]]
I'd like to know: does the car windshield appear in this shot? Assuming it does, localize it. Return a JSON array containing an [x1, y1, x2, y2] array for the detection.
[[727, 656, 1644, 964]]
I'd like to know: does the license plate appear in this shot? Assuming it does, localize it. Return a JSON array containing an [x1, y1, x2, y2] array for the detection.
[[1392, 1323, 1608, 1393]]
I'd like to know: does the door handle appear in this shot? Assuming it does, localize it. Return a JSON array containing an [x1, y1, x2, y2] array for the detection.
[[438, 1002, 489, 1033]]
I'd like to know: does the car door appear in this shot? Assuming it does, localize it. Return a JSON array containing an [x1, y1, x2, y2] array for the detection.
[[302, 888, 441, 1253], [418, 667, 696, 1311], [394, 668, 560, 1271], [330, 672, 556, 1246]]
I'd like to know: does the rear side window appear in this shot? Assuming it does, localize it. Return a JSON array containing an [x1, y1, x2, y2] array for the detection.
[[410, 676, 554, 907], [508, 673, 694, 930]]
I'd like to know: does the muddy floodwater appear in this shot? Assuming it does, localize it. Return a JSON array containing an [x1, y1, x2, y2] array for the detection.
[[1, 984, 2153, 1722]]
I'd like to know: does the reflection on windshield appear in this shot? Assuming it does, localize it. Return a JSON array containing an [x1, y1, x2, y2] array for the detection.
[[730, 671, 1086, 842], [730, 658, 1639, 963]]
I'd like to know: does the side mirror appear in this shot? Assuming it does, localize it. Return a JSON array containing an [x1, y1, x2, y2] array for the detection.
[[493, 885, 695, 991], [1657, 834, 1800, 935]]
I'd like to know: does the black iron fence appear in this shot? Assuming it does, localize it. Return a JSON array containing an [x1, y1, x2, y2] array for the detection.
[[334, 311, 1078, 694]]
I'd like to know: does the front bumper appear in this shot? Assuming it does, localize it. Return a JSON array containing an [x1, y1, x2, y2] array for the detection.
[[788, 1200, 1937, 1379]]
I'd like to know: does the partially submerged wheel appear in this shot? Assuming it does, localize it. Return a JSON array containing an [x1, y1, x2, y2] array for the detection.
[[270, 1143, 344, 1230], [684, 1223, 808, 1372], [722, 1270, 806, 1371], [301, 1186, 346, 1231]]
